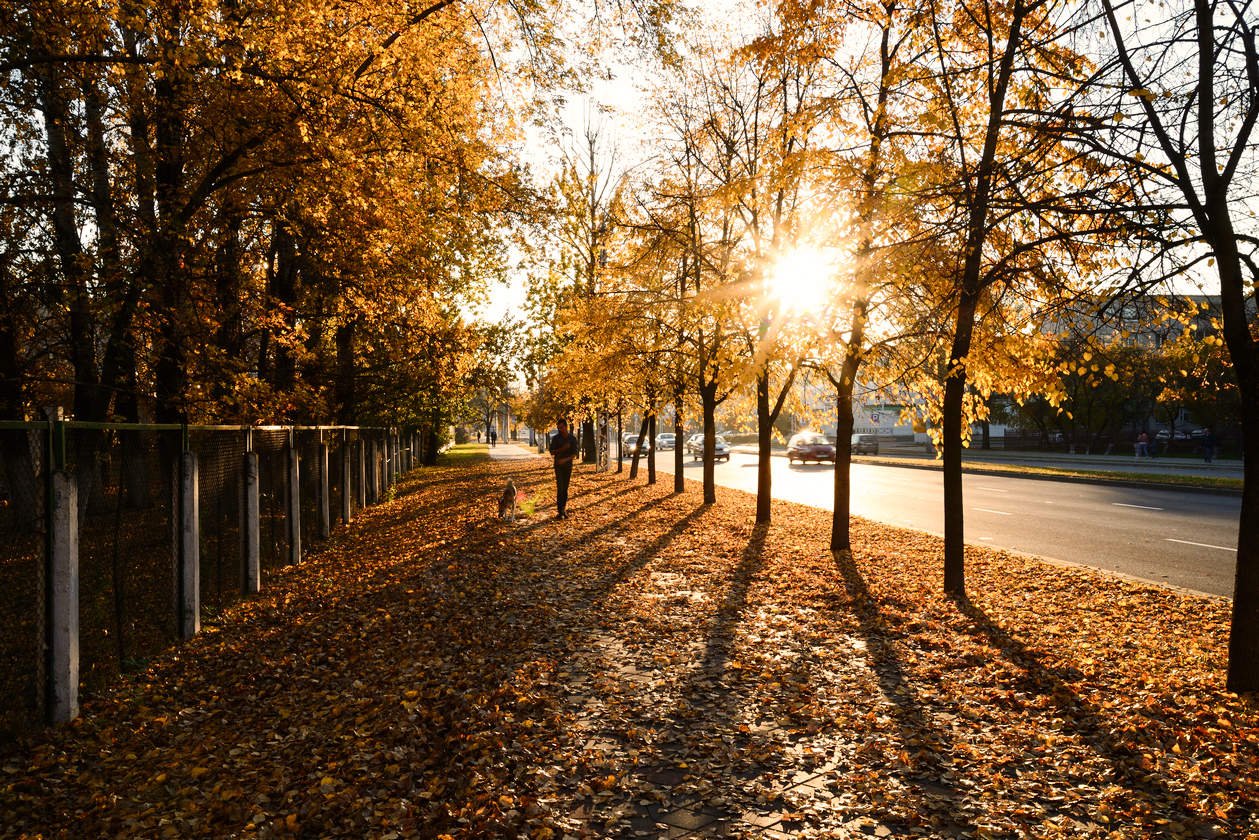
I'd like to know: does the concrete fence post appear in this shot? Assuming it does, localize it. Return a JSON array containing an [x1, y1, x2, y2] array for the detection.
[[357, 440, 367, 509], [242, 451, 260, 595], [341, 440, 352, 524], [49, 470, 79, 724], [288, 433, 302, 563], [179, 451, 200, 641], [365, 440, 376, 505], [372, 440, 382, 498], [318, 442, 330, 540]]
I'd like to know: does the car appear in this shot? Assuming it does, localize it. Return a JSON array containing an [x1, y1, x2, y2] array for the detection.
[[787, 431, 835, 464], [685, 433, 731, 461], [656, 432, 676, 450], [622, 434, 651, 458], [850, 433, 879, 455]]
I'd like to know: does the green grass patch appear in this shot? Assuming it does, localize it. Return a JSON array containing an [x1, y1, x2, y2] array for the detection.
[[438, 443, 491, 466]]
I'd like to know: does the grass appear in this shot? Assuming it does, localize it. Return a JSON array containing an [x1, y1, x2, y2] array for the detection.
[[855, 453, 1244, 492], [437, 442, 491, 466]]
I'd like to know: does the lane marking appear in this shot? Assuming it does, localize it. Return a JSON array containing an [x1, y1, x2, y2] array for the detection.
[[1166, 538, 1236, 553], [973, 507, 1012, 516], [975, 486, 1009, 493], [1112, 503, 1164, 511]]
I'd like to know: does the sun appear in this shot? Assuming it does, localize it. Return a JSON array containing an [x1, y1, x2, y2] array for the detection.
[[765, 246, 840, 315]]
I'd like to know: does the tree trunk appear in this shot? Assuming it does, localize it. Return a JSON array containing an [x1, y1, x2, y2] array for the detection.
[[646, 414, 657, 485], [335, 320, 356, 424], [830, 385, 857, 552], [628, 416, 649, 480], [942, 292, 979, 599], [673, 398, 685, 494], [1214, 228, 1259, 691], [581, 417, 596, 463], [701, 383, 718, 504], [756, 373, 773, 524]]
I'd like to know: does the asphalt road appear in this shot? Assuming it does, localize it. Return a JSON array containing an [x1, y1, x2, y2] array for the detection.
[[641, 448, 1241, 598]]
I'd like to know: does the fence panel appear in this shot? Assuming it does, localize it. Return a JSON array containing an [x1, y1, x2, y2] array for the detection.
[[297, 430, 320, 556], [68, 427, 179, 696], [0, 426, 46, 737], [190, 430, 245, 619], [0, 422, 405, 740], [255, 430, 291, 570]]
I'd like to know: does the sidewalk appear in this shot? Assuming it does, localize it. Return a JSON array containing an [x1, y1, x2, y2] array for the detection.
[[4, 453, 1255, 838], [487, 441, 544, 461]]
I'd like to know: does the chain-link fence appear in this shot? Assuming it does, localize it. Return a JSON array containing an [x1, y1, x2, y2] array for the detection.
[[0, 422, 406, 741], [0, 424, 46, 739]]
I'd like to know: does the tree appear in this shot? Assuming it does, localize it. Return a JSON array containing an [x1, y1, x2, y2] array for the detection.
[[920, 0, 1119, 598], [1087, 0, 1259, 690]]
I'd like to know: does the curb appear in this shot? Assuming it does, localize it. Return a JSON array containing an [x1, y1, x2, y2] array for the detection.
[[729, 446, 1243, 497]]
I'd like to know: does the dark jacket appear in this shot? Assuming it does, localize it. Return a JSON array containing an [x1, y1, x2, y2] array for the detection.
[[548, 430, 579, 466]]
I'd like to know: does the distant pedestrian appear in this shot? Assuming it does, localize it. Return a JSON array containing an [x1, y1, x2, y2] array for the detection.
[[1135, 431, 1149, 458], [548, 417, 579, 519], [490, 429, 497, 447], [476, 430, 481, 443], [1202, 427, 1216, 463]]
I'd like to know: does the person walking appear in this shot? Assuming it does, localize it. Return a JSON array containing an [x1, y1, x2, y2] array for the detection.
[[548, 417, 579, 519], [1135, 430, 1149, 458], [1202, 427, 1217, 463]]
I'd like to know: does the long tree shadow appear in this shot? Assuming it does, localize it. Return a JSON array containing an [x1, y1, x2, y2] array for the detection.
[[584, 523, 772, 835], [954, 595, 1209, 831], [832, 549, 981, 836]]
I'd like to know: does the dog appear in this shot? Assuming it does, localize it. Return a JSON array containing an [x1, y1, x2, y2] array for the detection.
[[497, 478, 518, 521]]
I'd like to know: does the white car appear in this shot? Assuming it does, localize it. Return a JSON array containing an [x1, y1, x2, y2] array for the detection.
[[685, 433, 731, 461], [656, 432, 677, 450]]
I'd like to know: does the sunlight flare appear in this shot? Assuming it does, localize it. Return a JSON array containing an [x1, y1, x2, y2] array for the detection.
[[765, 246, 840, 315]]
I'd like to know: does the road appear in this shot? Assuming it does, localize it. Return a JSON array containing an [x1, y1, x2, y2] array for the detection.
[[640, 448, 1240, 598]]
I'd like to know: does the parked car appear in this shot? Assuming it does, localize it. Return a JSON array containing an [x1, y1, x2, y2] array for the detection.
[[685, 433, 731, 461], [787, 432, 835, 464], [656, 432, 676, 450], [850, 433, 879, 455]]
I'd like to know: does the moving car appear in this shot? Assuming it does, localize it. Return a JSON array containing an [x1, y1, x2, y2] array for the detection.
[[656, 432, 677, 450], [787, 432, 835, 464], [685, 433, 731, 461], [622, 434, 651, 458], [850, 433, 879, 455]]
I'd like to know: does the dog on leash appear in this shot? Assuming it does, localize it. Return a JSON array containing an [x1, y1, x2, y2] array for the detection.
[[497, 478, 518, 521]]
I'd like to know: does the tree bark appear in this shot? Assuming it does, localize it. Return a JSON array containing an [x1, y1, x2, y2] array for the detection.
[[673, 398, 685, 494], [628, 416, 649, 480], [700, 382, 718, 504], [646, 413, 657, 485]]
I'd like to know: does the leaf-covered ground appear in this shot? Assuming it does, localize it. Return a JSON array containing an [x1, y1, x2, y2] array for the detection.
[[3, 454, 1257, 839]]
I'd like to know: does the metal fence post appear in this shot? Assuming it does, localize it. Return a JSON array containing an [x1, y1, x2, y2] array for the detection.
[[49, 469, 79, 724], [341, 433, 352, 524], [242, 445, 260, 595], [318, 440, 330, 540], [288, 430, 301, 563], [179, 449, 200, 640]]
